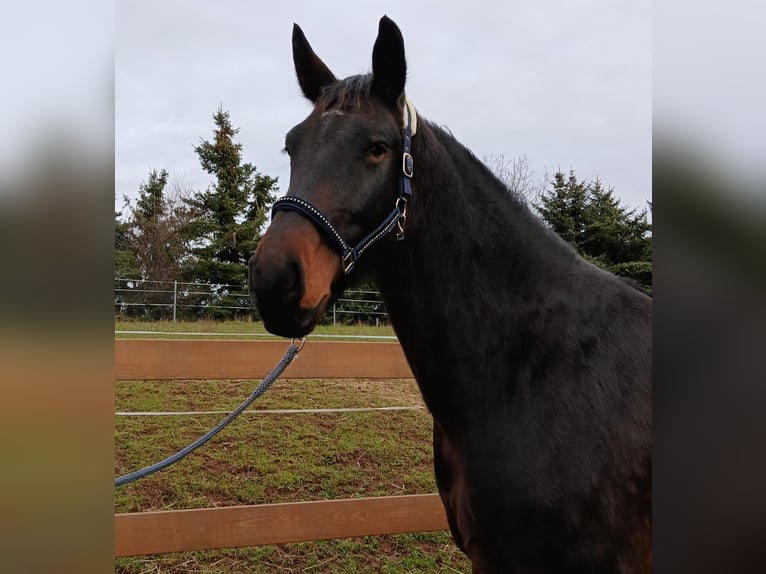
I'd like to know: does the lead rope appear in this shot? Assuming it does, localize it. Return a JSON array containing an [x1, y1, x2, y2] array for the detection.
[[115, 338, 305, 487]]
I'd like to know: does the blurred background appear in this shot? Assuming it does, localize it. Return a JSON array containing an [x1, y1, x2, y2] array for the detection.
[[0, 1, 763, 572]]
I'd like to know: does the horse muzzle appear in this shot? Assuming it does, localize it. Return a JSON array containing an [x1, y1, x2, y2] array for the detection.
[[247, 254, 317, 337]]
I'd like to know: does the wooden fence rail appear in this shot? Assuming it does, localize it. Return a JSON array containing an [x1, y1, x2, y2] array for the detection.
[[115, 339, 447, 557], [115, 339, 413, 380], [116, 494, 447, 557]]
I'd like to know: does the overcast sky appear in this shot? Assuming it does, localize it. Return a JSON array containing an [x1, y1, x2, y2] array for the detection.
[[116, 0, 651, 215]]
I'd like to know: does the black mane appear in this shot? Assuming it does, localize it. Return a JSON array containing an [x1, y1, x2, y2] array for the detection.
[[315, 74, 376, 113], [405, 117, 582, 266]]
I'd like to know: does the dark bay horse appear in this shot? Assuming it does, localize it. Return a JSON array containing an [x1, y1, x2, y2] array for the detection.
[[249, 16, 651, 573]]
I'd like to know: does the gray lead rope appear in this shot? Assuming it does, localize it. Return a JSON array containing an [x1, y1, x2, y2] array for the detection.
[[115, 339, 304, 487]]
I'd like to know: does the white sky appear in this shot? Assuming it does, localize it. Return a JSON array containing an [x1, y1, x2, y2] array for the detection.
[[115, 0, 652, 215]]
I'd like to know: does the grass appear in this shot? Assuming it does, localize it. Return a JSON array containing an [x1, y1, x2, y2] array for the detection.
[[115, 321, 470, 573], [115, 319, 397, 341], [117, 534, 467, 574]]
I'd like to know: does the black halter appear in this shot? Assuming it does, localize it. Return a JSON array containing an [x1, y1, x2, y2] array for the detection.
[[271, 102, 416, 275]]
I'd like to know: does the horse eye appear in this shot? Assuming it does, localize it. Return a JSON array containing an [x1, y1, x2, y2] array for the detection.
[[366, 142, 388, 158]]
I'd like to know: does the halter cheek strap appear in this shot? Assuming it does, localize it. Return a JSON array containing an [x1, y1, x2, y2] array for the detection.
[[271, 98, 416, 275]]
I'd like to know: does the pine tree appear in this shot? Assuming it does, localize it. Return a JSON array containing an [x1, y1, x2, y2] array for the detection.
[[535, 170, 652, 289], [535, 169, 589, 245], [114, 209, 139, 280], [135, 168, 169, 222], [182, 107, 278, 316], [581, 178, 650, 264], [115, 169, 198, 318]]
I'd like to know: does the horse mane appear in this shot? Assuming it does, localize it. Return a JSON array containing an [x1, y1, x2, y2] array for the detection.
[[315, 73, 581, 266], [408, 117, 585, 267], [315, 74, 376, 113], [430, 123, 519, 199], [316, 74, 515, 198]]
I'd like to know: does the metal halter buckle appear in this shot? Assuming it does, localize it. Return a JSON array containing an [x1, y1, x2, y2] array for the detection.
[[402, 152, 414, 178], [272, 100, 417, 275]]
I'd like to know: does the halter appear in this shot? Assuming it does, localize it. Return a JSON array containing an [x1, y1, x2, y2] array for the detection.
[[271, 98, 417, 275]]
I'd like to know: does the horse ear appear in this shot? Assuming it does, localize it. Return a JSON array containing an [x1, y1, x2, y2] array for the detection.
[[292, 23, 337, 103], [371, 16, 407, 108]]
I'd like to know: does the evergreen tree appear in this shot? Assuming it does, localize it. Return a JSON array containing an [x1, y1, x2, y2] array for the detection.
[[129, 168, 190, 284], [535, 170, 590, 245], [182, 107, 278, 317], [114, 209, 139, 280], [581, 178, 651, 266], [535, 170, 652, 289], [114, 169, 194, 318], [135, 168, 169, 222]]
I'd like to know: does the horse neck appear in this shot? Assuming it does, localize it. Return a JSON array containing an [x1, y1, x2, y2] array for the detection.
[[373, 121, 581, 412]]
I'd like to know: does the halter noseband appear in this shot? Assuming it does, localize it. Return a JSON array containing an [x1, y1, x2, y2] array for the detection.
[[271, 98, 417, 275]]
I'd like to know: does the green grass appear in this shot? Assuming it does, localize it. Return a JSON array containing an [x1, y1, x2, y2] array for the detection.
[[115, 323, 470, 572], [116, 534, 466, 574], [115, 319, 397, 341]]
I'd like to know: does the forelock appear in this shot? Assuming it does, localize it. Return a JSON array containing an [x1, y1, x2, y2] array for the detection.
[[314, 75, 373, 113]]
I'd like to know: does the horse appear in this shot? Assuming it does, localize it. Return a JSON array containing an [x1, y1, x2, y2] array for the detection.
[[249, 16, 652, 573]]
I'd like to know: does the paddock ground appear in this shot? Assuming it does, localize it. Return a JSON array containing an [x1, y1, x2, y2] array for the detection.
[[115, 321, 470, 573]]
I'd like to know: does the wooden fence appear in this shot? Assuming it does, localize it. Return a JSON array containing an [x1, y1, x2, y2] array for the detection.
[[115, 339, 448, 557]]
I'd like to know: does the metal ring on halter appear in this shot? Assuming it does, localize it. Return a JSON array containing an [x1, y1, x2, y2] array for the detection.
[[395, 196, 408, 216], [291, 337, 307, 352], [395, 197, 408, 240], [342, 250, 356, 274], [272, 100, 416, 273]]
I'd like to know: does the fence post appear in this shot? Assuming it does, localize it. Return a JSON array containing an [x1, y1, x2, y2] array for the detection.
[[173, 281, 177, 323]]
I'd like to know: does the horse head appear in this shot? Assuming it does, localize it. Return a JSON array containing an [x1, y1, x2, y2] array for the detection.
[[249, 16, 411, 337]]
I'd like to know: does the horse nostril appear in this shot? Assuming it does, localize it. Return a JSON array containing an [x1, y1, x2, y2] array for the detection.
[[282, 260, 304, 304], [250, 258, 305, 308]]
